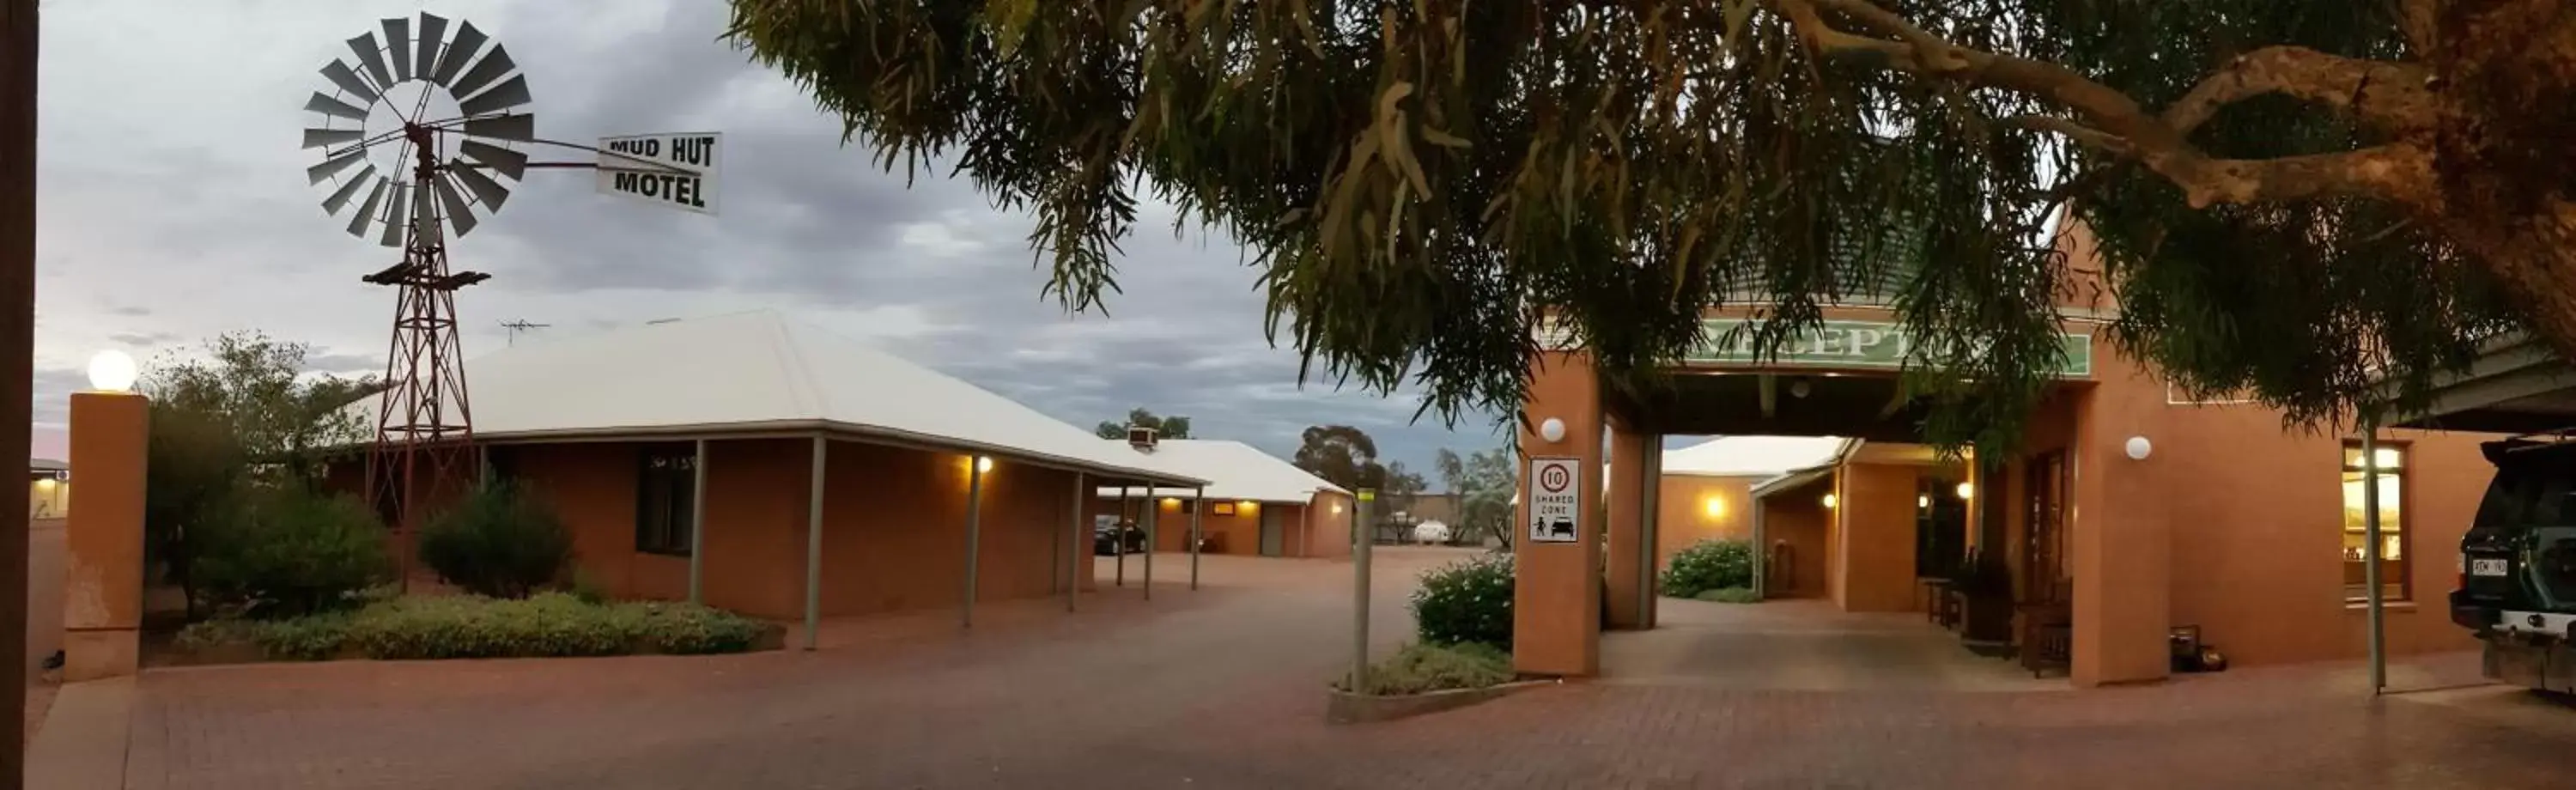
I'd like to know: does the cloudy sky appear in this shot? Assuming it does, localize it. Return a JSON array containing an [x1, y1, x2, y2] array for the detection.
[[31, 0, 1520, 475]]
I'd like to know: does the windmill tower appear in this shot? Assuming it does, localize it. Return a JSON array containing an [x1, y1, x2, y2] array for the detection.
[[301, 12, 719, 584]]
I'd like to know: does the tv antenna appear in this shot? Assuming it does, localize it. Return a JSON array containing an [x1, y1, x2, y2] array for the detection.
[[498, 319, 550, 347], [302, 11, 721, 586]]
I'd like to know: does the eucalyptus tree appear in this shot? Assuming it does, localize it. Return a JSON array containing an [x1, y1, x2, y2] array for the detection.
[[726, 1, 2538, 450]]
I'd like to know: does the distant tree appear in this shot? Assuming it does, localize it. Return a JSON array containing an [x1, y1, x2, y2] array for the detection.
[[1094, 407, 1193, 441], [1291, 424, 1387, 493], [140, 331, 376, 617], [1436, 447, 1518, 550]]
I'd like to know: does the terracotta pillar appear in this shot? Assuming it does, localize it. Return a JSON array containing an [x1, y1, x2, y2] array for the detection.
[[1512, 350, 1603, 677], [1604, 422, 1647, 629], [63, 391, 146, 681], [2069, 383, 2172, 687]]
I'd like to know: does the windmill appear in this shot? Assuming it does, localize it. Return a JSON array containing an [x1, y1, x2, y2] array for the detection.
[[301, 12, 720, 585]]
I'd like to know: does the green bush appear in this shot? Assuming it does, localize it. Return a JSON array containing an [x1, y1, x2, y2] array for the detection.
[[1335, 641, 1516, 695], [191, 488, 391, 617], [1693, 586, 1762, 604], [1661, 538, 1754, 599], [418, 482, 574, 599], [1410, 554, 1513, 648], [175, 592, 771, 661]]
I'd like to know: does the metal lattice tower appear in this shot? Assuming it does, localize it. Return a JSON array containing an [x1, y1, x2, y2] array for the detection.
[[361, 124, 491, 583]]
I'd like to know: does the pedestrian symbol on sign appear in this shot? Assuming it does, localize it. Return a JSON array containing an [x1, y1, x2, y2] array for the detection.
[[1526, 456, 1582, 544]]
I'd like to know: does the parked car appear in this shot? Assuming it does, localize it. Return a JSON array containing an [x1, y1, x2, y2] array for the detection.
[[1093, 521, 1147, 556], [2450, 435, 2576, 695]]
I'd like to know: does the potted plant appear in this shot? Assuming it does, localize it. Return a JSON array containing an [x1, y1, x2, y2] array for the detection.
[[1951, 547, 2015, 657]]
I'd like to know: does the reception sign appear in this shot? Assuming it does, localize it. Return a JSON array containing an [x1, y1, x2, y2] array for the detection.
[[1686, 319, 2093, 377]]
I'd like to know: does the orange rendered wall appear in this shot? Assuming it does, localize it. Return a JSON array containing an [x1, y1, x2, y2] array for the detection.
[[1302, 491, 1356, 559], [1655, 476, 1756, 569], [1833, 462, 1922, 613], [502, 437, 1097, 622]]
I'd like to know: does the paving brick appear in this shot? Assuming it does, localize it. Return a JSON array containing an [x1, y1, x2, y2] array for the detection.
[[79, 548, 2576, 789]]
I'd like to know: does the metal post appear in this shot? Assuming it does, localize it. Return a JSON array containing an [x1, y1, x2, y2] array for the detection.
[[688, 438, 708, 605], [2362, 422, 2387, 695], [1752, 495, 1768, 600], [1350, 489, 1376, 691], [0, 2, 32, 777], [1067, 473, 1084, 611], [803, 436, 826, 651], [1116, 486, 1129, 586], [1639, 438, 1659, 624], [1143, 487, 1158, 600], [963, 457, 985, 628], [1190, 486, 1205, 591]]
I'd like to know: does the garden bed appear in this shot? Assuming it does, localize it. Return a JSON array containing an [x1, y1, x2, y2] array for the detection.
[[1324, 641, 1551, 724], [166, 592, 783, 665]]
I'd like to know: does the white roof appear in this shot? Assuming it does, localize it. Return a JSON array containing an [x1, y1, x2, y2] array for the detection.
[[1662, 435, 1848, 477], [344, 310, 1203, 485], [1092, 439, 1346, 503]]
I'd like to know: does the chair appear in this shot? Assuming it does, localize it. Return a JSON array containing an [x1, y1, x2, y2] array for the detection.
[[2019, 601, 2073, 678]]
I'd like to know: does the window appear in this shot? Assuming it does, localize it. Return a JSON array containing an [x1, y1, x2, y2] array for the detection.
[[1212, 501, 1236, 515], [636, 446, 696, 556], [2341, 443, 2407, 602]]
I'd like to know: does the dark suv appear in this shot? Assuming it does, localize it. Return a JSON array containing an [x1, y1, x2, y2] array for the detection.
[[2451, 437, 2576, 694]]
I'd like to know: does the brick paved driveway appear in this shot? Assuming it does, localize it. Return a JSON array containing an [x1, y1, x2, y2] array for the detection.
[[100, 548, 2576, 789]]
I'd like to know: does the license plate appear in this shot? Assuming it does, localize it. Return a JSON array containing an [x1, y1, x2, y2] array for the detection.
[[2472, 558, 2511, 577]]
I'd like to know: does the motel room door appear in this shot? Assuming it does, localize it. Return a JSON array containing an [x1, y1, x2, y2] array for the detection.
[[1259, 507, 1285, 556]]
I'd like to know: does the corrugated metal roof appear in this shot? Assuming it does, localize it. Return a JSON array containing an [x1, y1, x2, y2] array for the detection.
[[1662, 435, 1848, 477], [344, 310, 1204, 486], [1093, 439, 1346, 503]]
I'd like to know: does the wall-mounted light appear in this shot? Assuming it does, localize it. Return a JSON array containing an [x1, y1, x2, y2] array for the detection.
[[1789, 380, 1814, 398], [1917, 494, 1929, 508], [88, 349, 137, 392], [2124, 436, 2152, 461], [1238, 500, 1258, 511], [974, 456, 993, 473], [1161, 497, 1181, 506], [1703, 497, 1724, 518], [1954, 482, 1974, 500], [1539, 417, 1566, 443], [1332, 503, 1342, 514], [34, 477, 57, 492], [1820, 493, 1838, 508]]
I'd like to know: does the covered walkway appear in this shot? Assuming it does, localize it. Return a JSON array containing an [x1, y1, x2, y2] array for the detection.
[[1601, 599, 2057, 692]]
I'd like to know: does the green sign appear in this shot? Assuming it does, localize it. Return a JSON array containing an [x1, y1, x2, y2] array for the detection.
[[1686, 319, 2093, 377]]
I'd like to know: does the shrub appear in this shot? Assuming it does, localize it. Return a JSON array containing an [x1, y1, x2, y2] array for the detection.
[[418, 482, 574, 599], [1693, 586, 1762, 604], [191, 488, 391, 617], [176, 592, 771, 661], [1410, 554, 1513, 648], [1661, 538, 1754, 599], [1335, 641, 1516, 695]]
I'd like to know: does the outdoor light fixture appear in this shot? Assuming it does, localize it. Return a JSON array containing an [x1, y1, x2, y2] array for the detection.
[[1917, 494, 1929, 508], [1539, 417, 1567, 443], [1821, 493, 1838, 508], [1704, 497, 1724, 518], [87, 349, 137, 392], [2124, 436, 2153, 461], [1955, 482, 1975, 500], [1332, 503, 1342, 514], [1789, 380, 1813, 398], [975, 456, 993, 473]]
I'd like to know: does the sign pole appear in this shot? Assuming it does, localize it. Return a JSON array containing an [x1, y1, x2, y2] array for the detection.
[[1351, 488, 1376, 692], [2362, 422, 2386, 695]]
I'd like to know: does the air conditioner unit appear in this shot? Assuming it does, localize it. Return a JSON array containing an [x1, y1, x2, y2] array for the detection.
[[1127, 425, 1158, 450]]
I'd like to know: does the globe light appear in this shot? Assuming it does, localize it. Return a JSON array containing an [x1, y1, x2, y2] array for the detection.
[[87, 349, 137, 392], [975, 456, 993, 473], [1539, 417, 1567, 443], [2124, 436, 2153, 461]]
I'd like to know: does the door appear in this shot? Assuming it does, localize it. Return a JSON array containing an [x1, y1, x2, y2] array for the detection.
[[1259, 506, 1285, 556], [2023, 451, 2069, 604]]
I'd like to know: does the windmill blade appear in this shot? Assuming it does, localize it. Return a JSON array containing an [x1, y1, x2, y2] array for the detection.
[[345, 34, 394, 90], [457, 76, 531, 117], [347, 178, 389, 238], [429, 21, 487, 87], [319, 60, 380, 105], [381, 182, 410, 247], [459, 140, 526, 180], [382, 18, 413, 82], [435, 176, 479, 237], [449, 45, 515, 100], [303, 92, 368, 122], [462, 113, 534, 143], [301, 127, 362, 149], [449, 160, 511, 210], [414, 14, 448, 80], [306, 148, 367, 185], [321, 166, 378, 214]]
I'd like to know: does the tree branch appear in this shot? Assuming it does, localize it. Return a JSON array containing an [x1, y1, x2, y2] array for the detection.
[[2161, 46, 2435, 135], [2008, 115, 2130, 155]]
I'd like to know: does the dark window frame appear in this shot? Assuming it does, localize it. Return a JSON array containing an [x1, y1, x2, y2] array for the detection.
[[635, 444, 697, 556]]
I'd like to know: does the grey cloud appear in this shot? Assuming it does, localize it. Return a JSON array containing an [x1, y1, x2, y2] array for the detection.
[[29, 368, 89, 428], [106, 331, 182, 348]]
